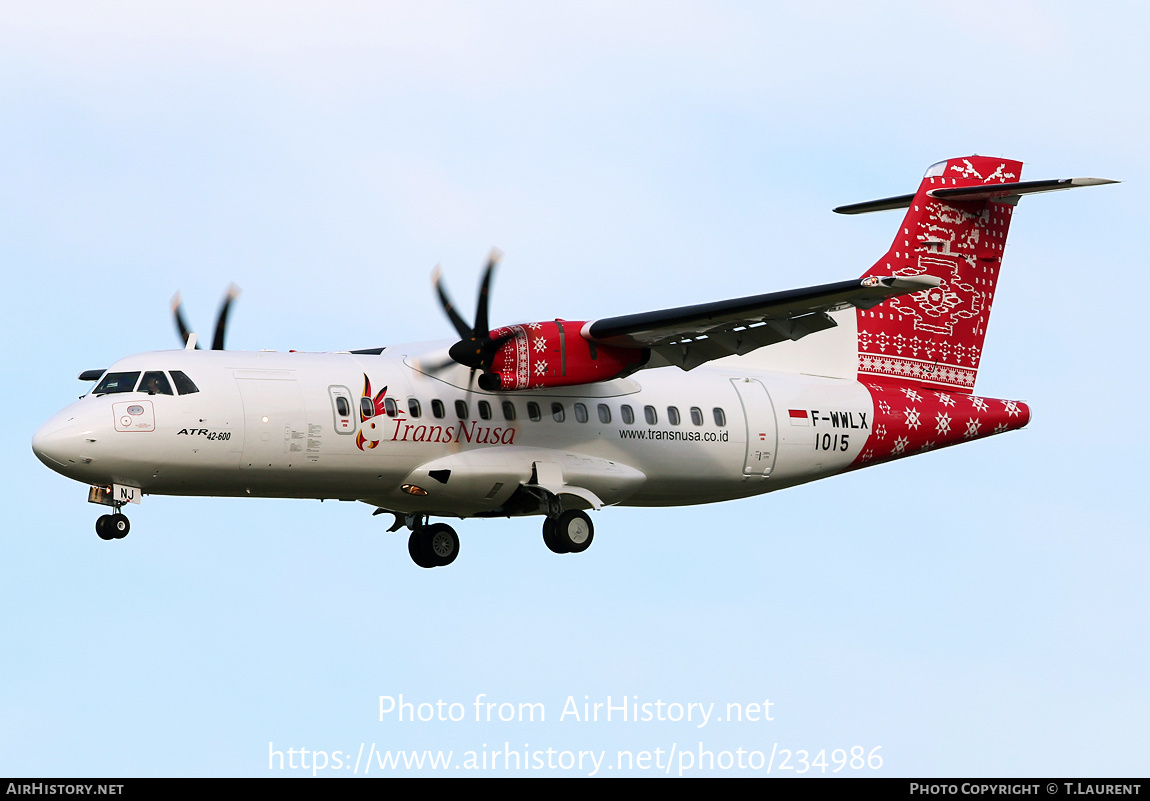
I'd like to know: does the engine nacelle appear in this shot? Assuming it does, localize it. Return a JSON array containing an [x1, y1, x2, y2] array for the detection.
[[486, 320, 646, 390]]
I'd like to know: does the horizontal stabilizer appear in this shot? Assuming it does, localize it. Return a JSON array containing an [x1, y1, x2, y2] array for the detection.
[[927, 177, 1118, 203], [833, 193, 916, 215], [836, 177, 1117, 214]]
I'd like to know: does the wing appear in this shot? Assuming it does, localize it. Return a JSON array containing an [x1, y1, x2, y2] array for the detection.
[[581, 275, 939, 371]]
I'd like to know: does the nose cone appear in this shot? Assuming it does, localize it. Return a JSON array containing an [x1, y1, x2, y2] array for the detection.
[[32, 414, 80, 472]]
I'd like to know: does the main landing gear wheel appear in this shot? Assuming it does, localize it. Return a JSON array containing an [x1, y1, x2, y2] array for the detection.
[[408, 530, 434, 568], [542, 518, 568, 554], [424, 523, 459, 567], [544, 510, 594, 554], [408, 524, 459, 568], [96, 513, 130, 541]]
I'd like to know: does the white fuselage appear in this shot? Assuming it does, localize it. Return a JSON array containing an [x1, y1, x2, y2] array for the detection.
[[33, 343, 873, 518]]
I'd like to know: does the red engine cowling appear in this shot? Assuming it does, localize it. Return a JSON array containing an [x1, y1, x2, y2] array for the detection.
[[487, 320, 646, 390]]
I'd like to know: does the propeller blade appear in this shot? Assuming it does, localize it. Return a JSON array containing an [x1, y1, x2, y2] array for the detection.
[[171, 292, 200, 349], [211, 284, 241, 351], [433, 266, 473, 341], [413, 352, 459, 374], [433, 249, 512, 384], [474, 248, 502, 336], [172, 285, 240, 349]]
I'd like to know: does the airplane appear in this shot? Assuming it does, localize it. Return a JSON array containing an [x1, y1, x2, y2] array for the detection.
[[31, 155, 1115, 568]]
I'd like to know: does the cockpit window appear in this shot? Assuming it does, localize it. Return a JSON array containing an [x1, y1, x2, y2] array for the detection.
[[93, 371, 140, 395], [139, 371, 174, 395], [170, 371, 200, 395]]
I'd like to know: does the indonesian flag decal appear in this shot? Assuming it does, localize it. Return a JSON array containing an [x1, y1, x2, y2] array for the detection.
[[355, 374, 388, 450], [789, 409, 810, 426]]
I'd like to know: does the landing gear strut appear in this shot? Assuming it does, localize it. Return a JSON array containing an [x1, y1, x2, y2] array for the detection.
[[542, 510, 593, 554], [95, 511, 130, 541]]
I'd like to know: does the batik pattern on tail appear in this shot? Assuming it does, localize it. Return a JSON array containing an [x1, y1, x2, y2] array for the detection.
[[858, 156, 1023, 394]]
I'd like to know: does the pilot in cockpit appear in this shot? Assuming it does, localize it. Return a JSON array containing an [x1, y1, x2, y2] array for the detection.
[[139, 372, 173, 395], [140, 374, 163, 394]]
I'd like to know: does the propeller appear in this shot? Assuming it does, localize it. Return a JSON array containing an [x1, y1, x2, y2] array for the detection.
[[171, 284, 241, 350], [431, 250, 515, 391]]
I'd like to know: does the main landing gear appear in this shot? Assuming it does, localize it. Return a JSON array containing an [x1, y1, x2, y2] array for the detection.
[[378, 505, 594, 567], [405, 520, 460, 569], [542, 510, 594, 555], [518, 484, 595, 556], [95, 511, 130, 541], [376, 512, 461, 569]]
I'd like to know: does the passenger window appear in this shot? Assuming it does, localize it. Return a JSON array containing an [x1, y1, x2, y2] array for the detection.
[[713, 407, 727, 427], [644, 405, 657, 425], [621, 404, 634, 425], [93, 371, 140, 395], [139, 371, 173, 395], [431, 399, 445, 419], [690, 407, 704, 426], [170, 370, 199, 395], [455, 400, 468, 419], [408, 398, 422, 418], [552, 402, 565, 422], [502, 401, 516, 421], [527, 402, 541, 422], [597, 404, 611, 424], [478, 400, 492, 420], [336, 397, 350, 416], [574, 402, 588, 423], [360, 397, 375, 418], [384, 397, 398, 417], [667, 406, 680, 426]]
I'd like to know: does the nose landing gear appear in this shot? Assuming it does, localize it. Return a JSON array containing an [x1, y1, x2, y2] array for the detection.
[[89, 485, 134, 541], [95, 511, 130, 540]]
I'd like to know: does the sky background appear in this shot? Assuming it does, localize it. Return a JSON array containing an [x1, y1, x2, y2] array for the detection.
[[2, 1, 1146, 777]]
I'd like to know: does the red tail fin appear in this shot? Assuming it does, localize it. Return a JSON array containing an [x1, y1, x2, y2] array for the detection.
[[852, 156, 1024, 393]]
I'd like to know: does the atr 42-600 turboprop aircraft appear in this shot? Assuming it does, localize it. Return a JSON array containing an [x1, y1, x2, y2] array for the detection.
[[32, 156, 1114, 567]]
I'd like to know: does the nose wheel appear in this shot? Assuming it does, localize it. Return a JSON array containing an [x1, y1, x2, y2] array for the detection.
[[96, 512, 130, 541]]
